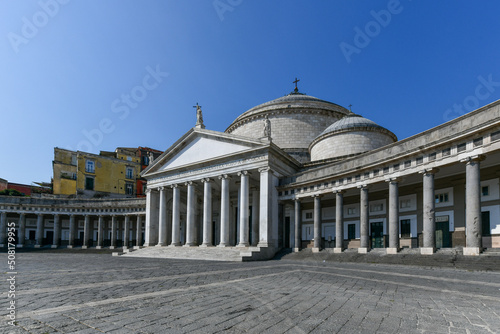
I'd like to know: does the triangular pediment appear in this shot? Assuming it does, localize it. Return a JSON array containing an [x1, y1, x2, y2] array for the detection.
[[143, 128, 268, 176]]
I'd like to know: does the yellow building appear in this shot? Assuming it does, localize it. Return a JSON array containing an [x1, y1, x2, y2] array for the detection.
[[53, 148, 141, 198]]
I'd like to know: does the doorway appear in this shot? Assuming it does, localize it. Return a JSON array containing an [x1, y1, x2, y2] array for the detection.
[[436, 221, 451, 248], [371, 222, 384, 248]]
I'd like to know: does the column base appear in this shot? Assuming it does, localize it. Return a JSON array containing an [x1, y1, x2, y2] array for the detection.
[[110, 246, 116, 249], [199, 244, 214, 247], [122, 246, 128, 250], [96, 246, 103, 249], [143, 243, 155, 247], [82, 245, 88, 249], [311, 247, 320, 253], [358, 247, 369, 254], [334, 248, 343, 254], [386, 247, 399, 254], [155, 244, 166, 247], [66, 245, 73, 249], [463, 247, 481, 256], [183, 244, 198, 247], [169, 243, 181, 247], [236, 243, 250, 248], [218, 243, 231, 248], [420, 247, 435, 255], [16, 244, 24, 248], [51, 245, 58, 249], [293, 248, 301, 253], [34, 245, 41, 248], [257, 242, 271, 248], [133, 246, 143, 249]]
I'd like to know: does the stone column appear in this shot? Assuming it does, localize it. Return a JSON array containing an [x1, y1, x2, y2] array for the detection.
[[170, 184, 181, 246], [144, 188, 160, 246], [17, 213, 26, 248], [68, 215, 76, 248], [251, 188, 260, 246], [218, 175, 231, 247], [358, 185, 369, 253], [35, 214, 44, 248], [294, 198, 301, 252], [258, 167, 277, 248], [135, 215, 142, 248], [387, 178, 399, 254], [110, 215, 117, 249], [82, 215, 90, 249], [201, 178, 213, 247], [463, 156, 485, 255], [185, 181, 197, 247], [312, 195, 322, 253], [0, 212, 6, 247], [52, 214, 60, 248], [335, 191, 344, 253], [123, 215, 130, 249], [157, 187, 168, 246], [421, 169, 439, 255], [237, 171, 250, 247], [96, 216, 104, 249]]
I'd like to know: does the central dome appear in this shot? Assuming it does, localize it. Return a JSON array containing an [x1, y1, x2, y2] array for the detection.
[[225, 91, 350, 163]]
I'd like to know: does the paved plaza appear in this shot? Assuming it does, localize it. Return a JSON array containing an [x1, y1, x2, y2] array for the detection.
[[2, 251, 500, 334]]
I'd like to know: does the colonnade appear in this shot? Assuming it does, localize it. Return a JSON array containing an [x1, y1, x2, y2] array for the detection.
[[0, 212, 145, 249], [294, 156, 485, 255], [145, 167, 278, 249]]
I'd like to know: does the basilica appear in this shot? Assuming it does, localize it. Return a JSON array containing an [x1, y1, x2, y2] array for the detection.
[[137, 84, 500, 260], [1, 83, 499, 261]]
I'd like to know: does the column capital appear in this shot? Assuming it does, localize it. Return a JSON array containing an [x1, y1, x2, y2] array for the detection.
[[419, 168, 440, 175], [218, 174, 232, 180], [294, 197, 301, 203], [385, 177, 400, 184], [185, 180, 195, 186], [201, 178, 213, 183], [460, 154, 486, 164], [53, 213, 60, 218], [357, 184, 370, 190], [333, 190, 346, 194], [158, 186, 167, 191], [311, 194, 322, 198], [145, 188, 152, 194], [238, 170, 251, 176], [19, 212, 26, 217], [170, 184, 178, 189]]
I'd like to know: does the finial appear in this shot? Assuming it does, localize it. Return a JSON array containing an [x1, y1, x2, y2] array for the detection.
[[293, 77, 300, 93], [348, 104, 353, 113]]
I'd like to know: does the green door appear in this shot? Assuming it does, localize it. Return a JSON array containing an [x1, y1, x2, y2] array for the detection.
[[371, 222, 384, 248], [436, 221, 451, 248]]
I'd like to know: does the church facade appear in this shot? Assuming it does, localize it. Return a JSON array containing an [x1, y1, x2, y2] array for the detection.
[[140, 87, 500, 259]]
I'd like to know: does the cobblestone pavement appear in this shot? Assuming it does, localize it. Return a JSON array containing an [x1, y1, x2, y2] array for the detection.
[[2, 252, 500, 333]]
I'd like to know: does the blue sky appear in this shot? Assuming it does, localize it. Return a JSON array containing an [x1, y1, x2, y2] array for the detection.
[[1, 0, 500, 185]]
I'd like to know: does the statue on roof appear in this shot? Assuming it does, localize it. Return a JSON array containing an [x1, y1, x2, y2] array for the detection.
[[193, 103, 205, 129], [263, 115, 271, 139], [148, 152, 154, 165]]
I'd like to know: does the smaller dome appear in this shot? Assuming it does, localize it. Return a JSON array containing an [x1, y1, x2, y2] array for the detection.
[[317, 113, 396, 138], [309, 113, 397, 161]]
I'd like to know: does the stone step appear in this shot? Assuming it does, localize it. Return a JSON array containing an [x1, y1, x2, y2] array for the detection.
[[120, 246, 263, 261]]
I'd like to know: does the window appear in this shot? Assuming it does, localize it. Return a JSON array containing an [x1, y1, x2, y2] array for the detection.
[[416, 157, 423, 165], [373, 169, 379, 176], [355, 175, 361, 181], [457, 143, 466, 152], [482, 186, 489, 196], [404, 160, 411, 168], [127, 156, 132, 161], [85, 177, 94, 190], [482, 211, 491, 236], [401, 219, 411, 238], [491, 130, 500, 142], [442, 148, 451, 157], [125, 183, 134, 195], [126, 167, 134, 179], [143, 156, 149, 165], [393, 164, 400, 171], [435, 193, 449, 203], [400, 199, 411, 209], [370, 204, 383, 212], [347, 208, 356, 215], [364, 172, 370, 179], [85, 160, 95, 173], [473, 137, 483, 147], [383, 167, 389, 174], [347, 224, 356, 240], [71, 154, 77, 165], [305, 212, 313, 220], [347, 177, 352, 183], [429, 153, 436, 161]]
